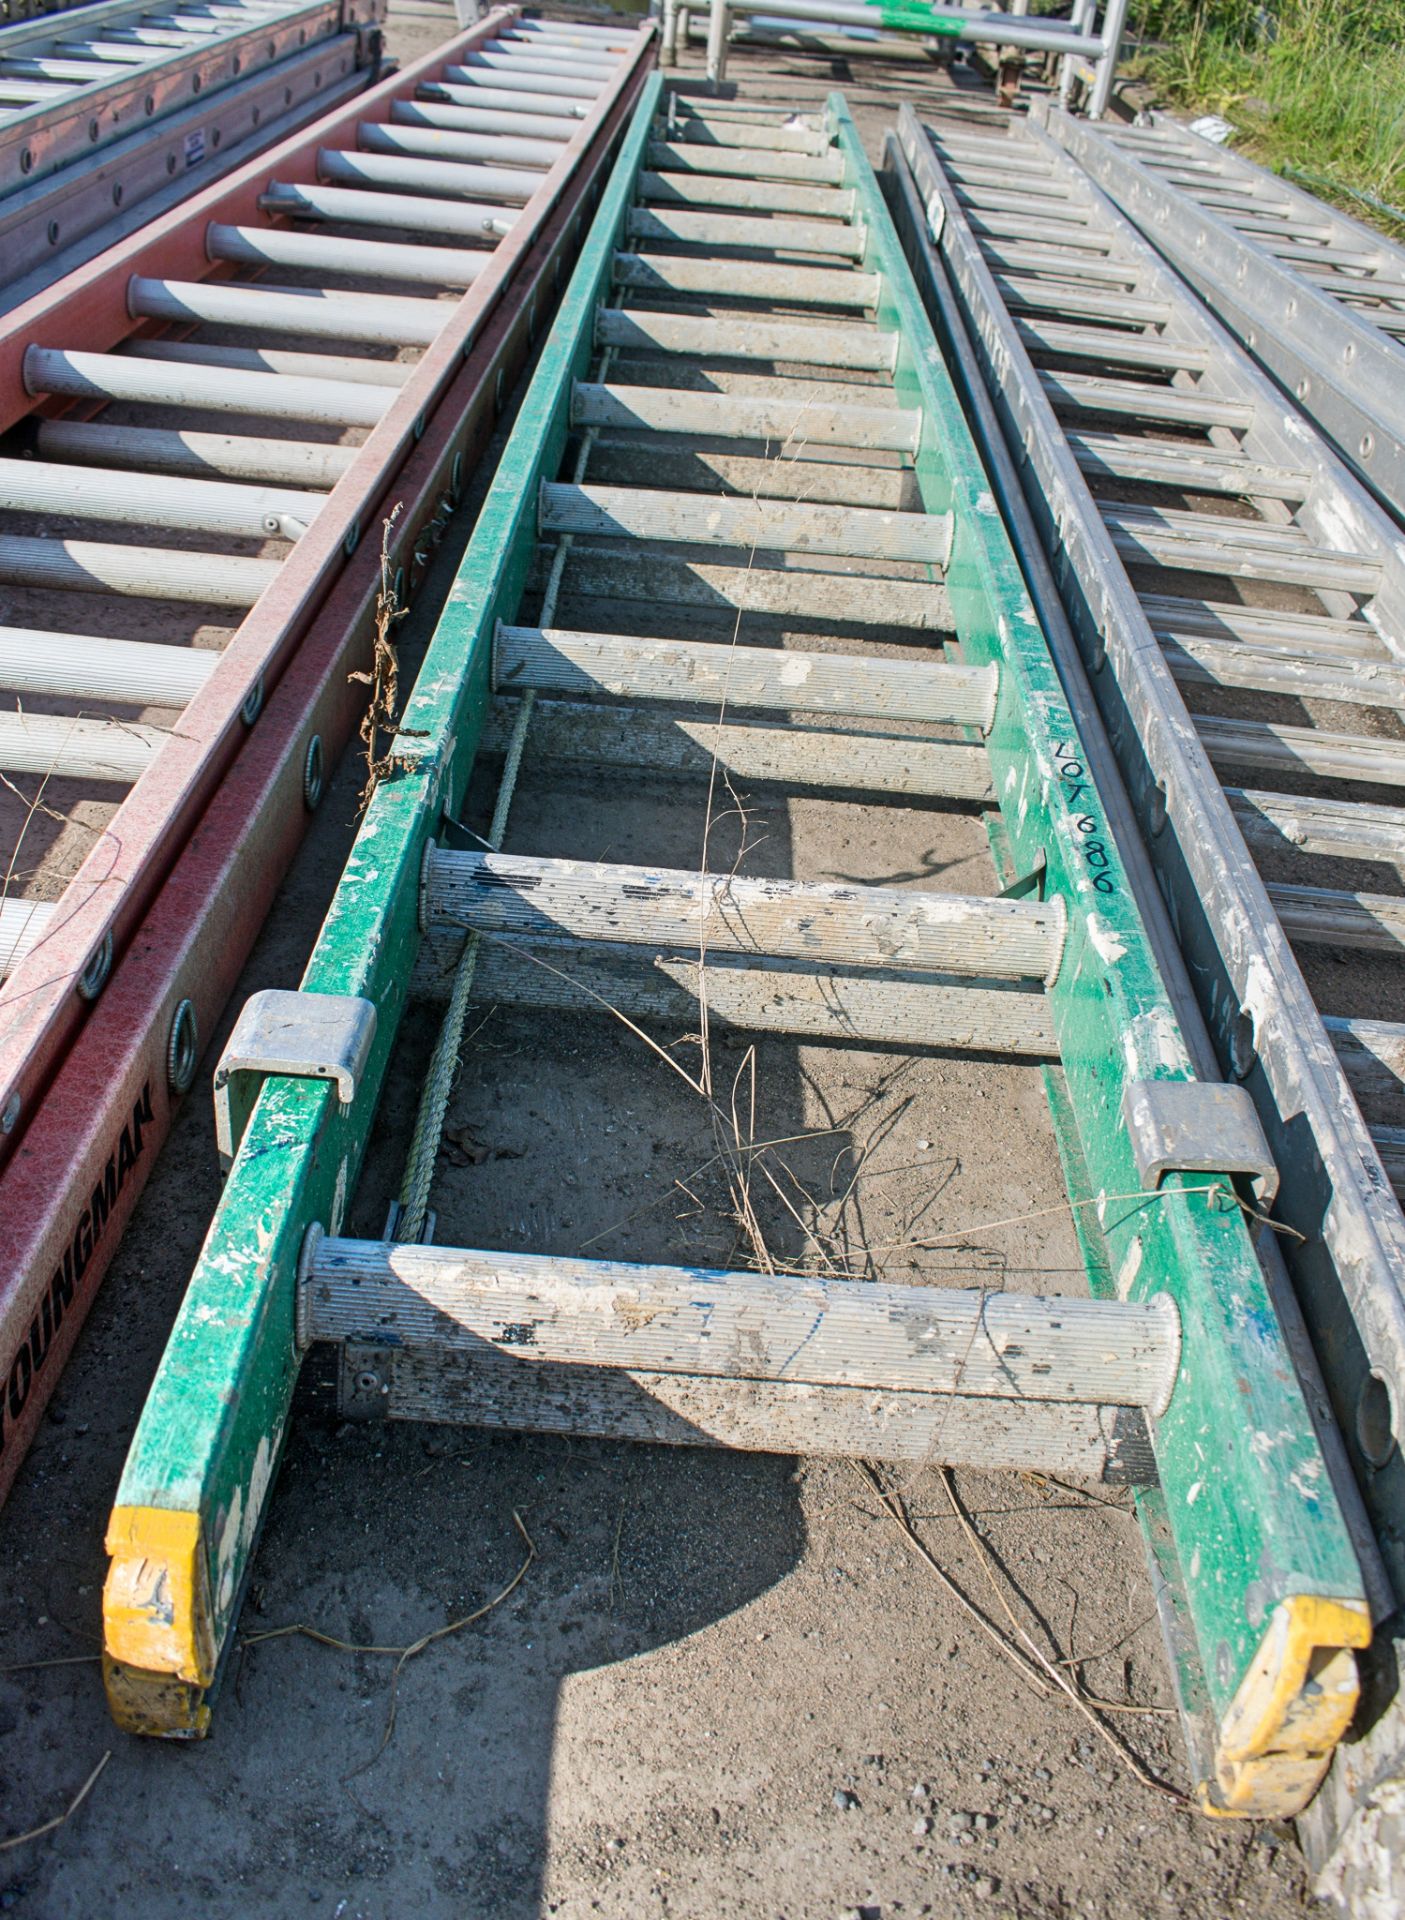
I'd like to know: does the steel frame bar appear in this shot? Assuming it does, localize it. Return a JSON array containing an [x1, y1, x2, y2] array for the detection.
[[1041, 104, 1405, 524], [890, 103, 1405, 1875], [100, 81, 1366, 1827], [0, 8, 656, 1504]]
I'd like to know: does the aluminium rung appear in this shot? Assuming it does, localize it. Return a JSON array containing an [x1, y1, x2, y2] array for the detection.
[[301, 1237, 1177, 1409], [1140, 595, 1382, 655], [1370, 1129, 1405, 1203], [1326, 1018, 1405, 1109], [539, 483, 953, 567], [0, 710, 161, 783], [995, 276, 1173, 326], [1015, 318, 1211, 374], [1066, 431, 1309, 501], [126, 339, 414, 392], [481, 697, 993, 801], [0, 897, 53, 977], [392, 98, 579, 146], [31, 420, 356, 489], [1105, 515, 1381, 595], [626, 207, 867, 260], [0, 626, 215, 707], [0, 458, 321, 540], [1228, 788, 1405, 864], [346, 1348, 1154, 1481], [366, 119, 562, 170], [206, 223, 492, 289], [1200, 717, 1405, 790], [611, 251, 880, 309], [432, 935, 1052, 1054], [0, 534, 276, 607], [569, 383, 922, 453], [640, 169, 853, 220], [977, 244, 1139, 289], [547, 547, 952, 630], [422, 81, 591, 121], [587, 445, 916, 512], [1163, 633, 1405, 711], [316, 148, 542, 206], [644, 138, 844, 185], [493, 625, 997, 726], [24, 345, 392, 429], [259, 180, 519, 242], [439, 61, 600, 101], [593, 307, 897, 372], [1038, 369, 1256, 431], [425, 850, 1060, 980], [1267, 884, 1405, 956], [127, 277, 452, 349]]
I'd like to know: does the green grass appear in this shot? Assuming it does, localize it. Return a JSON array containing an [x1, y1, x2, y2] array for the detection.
[[1124, 0, 1405, 227]]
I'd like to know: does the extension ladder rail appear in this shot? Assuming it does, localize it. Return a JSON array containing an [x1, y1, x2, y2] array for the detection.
[[1042, 105, 1405, 525], [101, 78, 1367, 1821], [889, 102, 1405, 1882], [0, 6, 654, 1501], [0, 0, 367, 191], [0, 14, 386, 307]]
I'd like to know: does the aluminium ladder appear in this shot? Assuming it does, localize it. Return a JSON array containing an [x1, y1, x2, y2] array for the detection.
[[1044, 105, 1405, 528], [889, 104, 1405, 1903], [102, 78, 1368, 1821], [0, 7, 653, 1502]]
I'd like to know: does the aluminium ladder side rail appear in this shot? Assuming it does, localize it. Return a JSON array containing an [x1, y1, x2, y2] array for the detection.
[[696, 0, 1129, 116], [100, 80, 1368, 1821], [0, 0, 375, 195], [0, 22, 386, 306], [889, 106, 1405, 1884], [0, 8, 655, 1504], [1040, 103, 1405, 527]]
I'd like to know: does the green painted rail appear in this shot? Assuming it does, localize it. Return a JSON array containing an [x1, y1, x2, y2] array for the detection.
[[101, 79, 1367, 1819]]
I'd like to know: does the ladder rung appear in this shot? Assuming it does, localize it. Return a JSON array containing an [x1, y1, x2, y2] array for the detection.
[[626, 208, 866, 260], [318, 148, 540, 206], [594, 307, 897, 371], [0, 626, 216, 706], [967, 210, 1113, 256], [1229, 788, 1405, 863], [1142, 597, 1379, 654], [349, 1346, 1154, 1479], [644, 137, 844, 184], [445, 936, 1050, 1052], [259, 181, 518, 243], [548, 547, 952, 630], [1164, 633, 1405, 710], [996, 276, 1173, 326], [31, 420, 356, 491], [0, 897, 54, 977], [1107, 520, 1380, 594], [660, 116, 828, 156], [207, 223, 491, 290], [482, 697, 992, 800], [569, 384, 921, 453], [540, 484, 952, 567], [24, 346, 391, 430], [1016, 318, 1211, 373], [494, 625, 993, 725], [640, 170, 854, 219], [586, 444, 917, 511], [1039, 369, 1256, 430], [128, 278, 450, 349], [303, 1237, 1175, 1406], [124, 340, 411, 392], [613, 251, 879, 308], [979, 243, 1141, 288], [1268, 883, 1405, 955], [0, 710, 162, 783], [1325, 1017, 1405, 1107], [0, 459, 321, 541], [0, 535, 275, 607], [366, 119, 561, 169], [428, 849, 1055, 978], [1068, 431, 1309, 501], [1199, 717, 1405, 789], [1369, 1127, 1405, 1202]]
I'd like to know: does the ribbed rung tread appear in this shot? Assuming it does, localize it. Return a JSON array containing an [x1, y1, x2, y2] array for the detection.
[[594, 308, 897, 372], [613, 250, 880, 309], [645, 137, 844, 184], [1068, 431, 1309, 500], [640, 170, 855, 219], [540, 483, 952, 566], [1229, 788, 1405, 863], [1040, 369, 1256, 430], [426, 850, 1061, 980], [482, 696, 993, 800], [627, 208, 866, 260], [494, 625, 996, 726], [570, 383, 921, 452], [1268, 883, 1405, 954]]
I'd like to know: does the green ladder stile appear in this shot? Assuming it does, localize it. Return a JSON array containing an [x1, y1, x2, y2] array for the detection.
[[102, 79, 1369, 1822]]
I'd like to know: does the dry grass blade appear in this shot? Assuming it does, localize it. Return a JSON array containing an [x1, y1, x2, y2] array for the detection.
[[858, 1460, 1187, 1804], [241, 1510, 536, 1776], [0, 1751, 110, 1854]]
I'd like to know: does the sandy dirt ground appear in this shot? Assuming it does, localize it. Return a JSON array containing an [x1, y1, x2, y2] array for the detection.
[[0, 9, 1340, 1918]]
